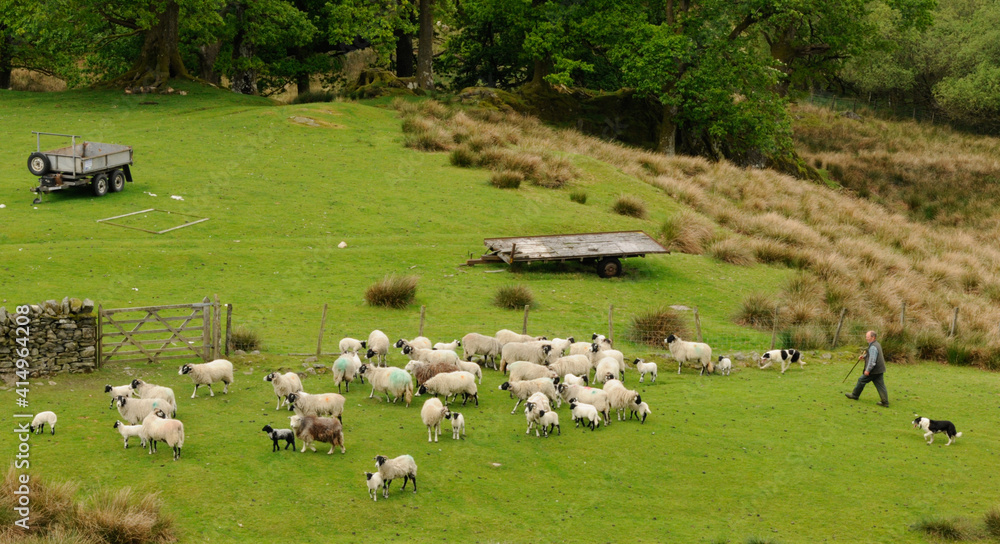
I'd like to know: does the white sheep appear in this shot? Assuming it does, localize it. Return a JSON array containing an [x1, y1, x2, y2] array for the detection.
[[633, 358, 658, 383], [416, 371, 479, 406], [628, 401, 651, 424], [420, 398, 451, 443], [339, 337, 366, 354], [549, 355, 594, 382], [130, 379, 177, 409], [402, 345, 461, 365], [759, 349, 805, 374], [569, 341, 600, 359], [365, 330, 390, 367], [562, 373, 588, 387], [117, 396, 176, 424], [449, 412, 466, 440], [507, 361, 558, 383], [113, 420, 146, 449], [433, 339, 461, 351], [30, 411, 57, 435], [569, 398, 602, 430], [104, 384, 133, 408], [664, 334, 713, 375], [394, 336, 433, 351], [284, 392, 346, 421], [140, 409, 184, 460], [717, 356, 732, 376], [365, 472, 384, 502], [179, 359, 234, 398], [547, 337, 575, 357], [264, 371, 304, 410], [374, 454, 418, 498], [537, 409, 560, 437], [499, 378, 559, 413], [359, 364, 414, 406], [524, 393, 551, 436], [499, 342, 552, 373], [557, 384, 611, 424], [495, 329, 545, 347], [593, 345, 627, 381], [289, 414, 345, 454], [454, 359, 483, 384], [594, 357, 620, 385], [461, 333, 502, 369], [332, 353, 364, 394], [602, 379, 642, 421]]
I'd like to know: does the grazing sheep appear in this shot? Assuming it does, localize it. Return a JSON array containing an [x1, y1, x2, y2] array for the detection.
[[538, 409, 560, 437], [420, 398, 451, 443], [449, 412, 466, 440], [365, 472, 384, 502], [289, 414, 345, 454], [433, 339, 461, 351], [664, 335, 713, 375], [179, 359, 234, 398], [403, 360, 462, 386], [339, 337, 366, 354], [140, 409, 184, 460], [402, 345, 461, 365], [130, 379, 177, 409], [628, 401, 651, 423], [104, 384, 133, 408], [264, 371, 304, 409], [602, 379, 642, 421], [594, 357, 620, 385], [499, 342, 553, 373], [366, 330, 390, 367], [455, 359, 483, 384], [461, 333, 503, 369], [417, 371, 479, 406], [569, 398, 602, 431], [758, 349, 804, 374], [30, 411, 57, 435], [284, 392, 346, 421], [562, 373, 588, 387], [549, 355, 594, 382], [261, 424, 296, 452], [507, 361, 558, 383], [495, 329, 545, 347], [593, 345, 626, 381], [117, 396, 176, 424], [569, 341, 600, 360], [717, 356, 732, 376], [359, 364, 414, 406], [633, 358, 658, 383], [557, 384, 611, 424], [113, 420, 146, 449], [395, 337, 433, 350], [332, 353, 364, 394], [374, 454, 418, 498], [499, 378, 559, 413]]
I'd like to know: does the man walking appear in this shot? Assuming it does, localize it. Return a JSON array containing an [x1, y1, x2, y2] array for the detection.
[[845, 330, 888, 407]]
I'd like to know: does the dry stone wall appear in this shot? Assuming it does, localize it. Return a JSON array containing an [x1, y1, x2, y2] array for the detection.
[[0, 297, 97, 377]]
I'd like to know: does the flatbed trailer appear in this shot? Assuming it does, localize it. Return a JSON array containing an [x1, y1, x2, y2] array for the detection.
[[27, 132, 134, 203]]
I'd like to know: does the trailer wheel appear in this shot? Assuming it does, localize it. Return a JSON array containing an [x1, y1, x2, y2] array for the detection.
[[28, 153, 50, 176], [596, 257, 622, 278], [92, 173, 109, 197], [110, 169, 126, 192]]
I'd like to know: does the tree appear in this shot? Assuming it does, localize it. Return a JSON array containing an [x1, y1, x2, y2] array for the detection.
[[417, 0, 434, 89]]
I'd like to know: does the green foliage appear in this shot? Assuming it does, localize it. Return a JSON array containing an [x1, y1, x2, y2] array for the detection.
[[492, 284, 533, 309], [984, 506, 1000, 538], [364, 274, 418, 309], [569, 189, 587, 204], [291, 91, 335, 104], [913, 518, 966, 541]]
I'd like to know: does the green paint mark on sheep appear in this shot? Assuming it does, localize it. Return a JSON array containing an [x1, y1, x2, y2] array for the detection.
[[388, 369, 411, 387], [334, 357, 351, 371]]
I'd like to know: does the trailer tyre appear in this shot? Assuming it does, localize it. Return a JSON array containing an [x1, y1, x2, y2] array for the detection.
[[110, 169, 126, 192], [28, 153, 50, 176], [92, 173, 109, 197], [596, 257, 622, 278]]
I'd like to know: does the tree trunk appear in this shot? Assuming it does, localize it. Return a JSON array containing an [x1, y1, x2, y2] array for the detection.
[[395, 29, 415, 78], [417, 0, 434, 90], [118, 0, 190, 87], [530, 58, 550, 86], [657, 104, 677, 155], [295, 47, 311, 94], [196, 42, 222, 86], [230, 3, 257, 95], [0, 26, 12, 90]]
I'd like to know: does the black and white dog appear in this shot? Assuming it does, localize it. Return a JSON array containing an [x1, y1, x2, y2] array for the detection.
[[262, 424, 296, 452], [912, 416, 962, 446], [758, 349, 804, 374]]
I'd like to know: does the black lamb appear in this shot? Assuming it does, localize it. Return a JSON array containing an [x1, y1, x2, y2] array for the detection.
[[262, 424, 296, 452]]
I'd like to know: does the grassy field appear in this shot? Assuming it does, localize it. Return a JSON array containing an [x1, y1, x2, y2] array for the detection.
[[1, 84, 998, 543]]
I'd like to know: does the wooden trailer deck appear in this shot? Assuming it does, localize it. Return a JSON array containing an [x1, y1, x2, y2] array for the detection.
[[466, 231, 669, 277]]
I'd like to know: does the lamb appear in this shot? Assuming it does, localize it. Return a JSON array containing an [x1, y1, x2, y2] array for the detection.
[[569, 398, 602, 430], [331, 353, 364, 394], [117, 396, 176, 424], [628, 401, 651, 423], [557, 384, 611, 424], [562, 373, 588, 387], [359, 364, 414, 406], [113, 420, 146, 449], [130, 379, 177, 410], [261, 424, 296, 452], [499, 342, 552, 373], [547, 337, 575, 357], [403, 360, 462, 386], [140, 409, 184, 460], [495, 329, 545, 347], [549, 355, 594, 382], [758, 349, 805, 374], [416, 371, 479, 406], [104, 384, 133, 408], [507, 361, 558, 383], [461, 333, 502, 369], [717, 356, 732, 376], [284, 392, 346, 421], [264, 371, 304, 409], [402, 345, 460, 365], [449, 412, 466, 440], [537, 409, 560, 437], [420, 398, 451, 443], [433, 339, 461, 351], [30, 411, 57, 435], [374, 454, 418, 498], [569, 341, 600, 359], [593, 345, 626, 381], [289, 414, 345, 454], [498, 378, 559, 413], [524, 393, 551, 436], [394, 336, 432, 351], [633, 358, 658, 383], [178, 359, 234, 398], [664, 334, 713, 375], [602, 379, 642, 421], [365, 329, 390, 367], [365, 472, 384, 502], [594, 357, 620, 385], [339, 337, 366, 354]]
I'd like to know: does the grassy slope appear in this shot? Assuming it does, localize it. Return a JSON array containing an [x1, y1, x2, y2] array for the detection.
[[1, 86, 997, 543]]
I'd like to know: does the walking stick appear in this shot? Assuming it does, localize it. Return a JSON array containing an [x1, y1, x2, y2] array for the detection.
[[842, 350, 866, 383]]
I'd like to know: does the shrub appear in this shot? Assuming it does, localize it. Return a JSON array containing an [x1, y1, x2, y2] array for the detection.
[[490, 170, 523, 189], [404, 128, 451, 151], [707, 237, 756, 266], [230, 325, 262, 352], [291, 91, 334, 104], [783, 325, 828, 350], [75, 487, 174, 544], [612, 195, 647, 219], [626, 307, 688, 347], [493, 284, 534, 310], [984, 505, 1000, 538], [913, 518, 966, 541], [735, 293, 777, 329], [945, 341, 975, 367], [569, 189, 587, 204], [365, 275, 418, 309], [914, 329, 947, 361], [660, 212, 714, 254], [450, 145, 479, 168]]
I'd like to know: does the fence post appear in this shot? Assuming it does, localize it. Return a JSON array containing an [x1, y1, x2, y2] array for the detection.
[[770, 306, 779, 350], [949, 307, 959, 338], [694, 307, 703, 343], [419, 305, 426, 337], [202, 297, 211, 361], [900, 302, 906, 333], [608, 304, 614, 345], [225, 303, 233, 357], [522, 304, 530, 334], [213, 294, 222, 359], [97, 304, 103, 368], [832, 308, 847, 349], [316, 303, 328, 358]]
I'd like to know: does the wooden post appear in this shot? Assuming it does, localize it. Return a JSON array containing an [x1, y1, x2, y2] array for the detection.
[[97, 304, 103, 368], [510, 243, 517, 262], [225, 303, 233, 357], [213, 294, 222, 360], [900, 302, 906, 332], [419, 305, 426, 337], [608, 304, 614, 344], [316, 303, 328, 358], [949, 307, 959, 338], [522, 304, 530, 334], [832, 308, 847, 349], [770, 306, 779, 350], [202, 297, 211, 361], [693, 307, 703, 343]]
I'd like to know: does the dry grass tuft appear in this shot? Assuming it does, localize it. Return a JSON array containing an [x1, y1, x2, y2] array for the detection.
[[612, 195, 648, 219], [735, 293, 777, 329], [626, 307, 688, 347], [706, 237, 756, 266], [660, 212, 715, 254], [493, 284, 534, 310], [489, 170, 523, 189], [364, 275, 418, 309]]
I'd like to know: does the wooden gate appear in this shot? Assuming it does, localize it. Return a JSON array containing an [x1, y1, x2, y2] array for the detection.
[[98, 297, 223, 365]]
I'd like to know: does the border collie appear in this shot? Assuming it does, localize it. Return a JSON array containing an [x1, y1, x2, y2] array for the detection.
[[912, 416, 962, 445], [758, 349, 804, 374]]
